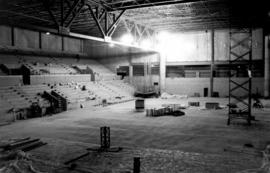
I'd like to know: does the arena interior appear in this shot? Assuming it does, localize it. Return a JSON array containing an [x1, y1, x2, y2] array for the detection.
[[0, 0, 270, 172]]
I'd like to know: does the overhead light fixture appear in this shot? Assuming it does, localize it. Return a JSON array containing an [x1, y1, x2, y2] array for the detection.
[[45, 32, 50, 35], [120, 34, 133, 44], [140, 39, 152, 49], [109, 43, 114, 47], [157, 31, 170, 42]]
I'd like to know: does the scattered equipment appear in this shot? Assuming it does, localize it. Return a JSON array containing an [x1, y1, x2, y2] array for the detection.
[[146, 106, 185, 117], [135, 99, 145, 110], [87, 126, 122, 152], [133, 157, 141, 173], [0, 137, 47, 152], [205, 102, 220, 109], [64, 126, 122, 166], [188, 102, 200, 107]]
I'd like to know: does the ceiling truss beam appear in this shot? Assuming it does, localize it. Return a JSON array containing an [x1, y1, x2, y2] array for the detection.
[[86, 4, 126, 38], [105, 0, 205, 11], [122, 19, 156, 44], [42, 0, 85, 34]]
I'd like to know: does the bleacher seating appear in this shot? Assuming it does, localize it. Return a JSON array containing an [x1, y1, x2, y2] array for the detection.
[[31, 74, 91, 85], [0, 85, 50, 111], [0, 76, 22, 87], [0, 69, 6, 75], [52, 83, 97, 107], [0, 55, 118, 80], [0, 54, 136, 121]]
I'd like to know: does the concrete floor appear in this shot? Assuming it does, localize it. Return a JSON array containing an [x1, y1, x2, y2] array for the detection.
[[0, 97, 270, 172]]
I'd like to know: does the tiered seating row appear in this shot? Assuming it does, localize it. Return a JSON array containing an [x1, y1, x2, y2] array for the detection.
[[53, 83, 97, 105], [0, 55, 118, 81], [0, 80, 135, 122], [31, 74, 91, 85], [24, 63, 78, 75], [102, 80, 135, 95], [0, 76, 22, 87], [0, 85, 50, 111]]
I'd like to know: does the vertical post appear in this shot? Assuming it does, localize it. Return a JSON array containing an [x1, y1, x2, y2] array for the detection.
[[133, 157, 140, 173], [129, 65, 133, 84], [61, 0, 64, 27], [210, 29, 215, 97], [39, 31, 42, 49], [100, 126, 110, 149], [129, 51, 133, 85], [62, 36, 64, 51], [264, 35, 270, 98], [144, 59, 148, 92], [105, 11, 109, 36], [159, 53, 166, 93], [11, 26, 15, 46], [248, 29, 252, 124]]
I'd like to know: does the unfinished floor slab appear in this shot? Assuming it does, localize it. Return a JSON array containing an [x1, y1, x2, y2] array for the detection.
[[0, 97, 269, 172]]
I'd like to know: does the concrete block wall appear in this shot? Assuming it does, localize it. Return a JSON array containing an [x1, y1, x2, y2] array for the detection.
[[163, 31, 211, 62], [165, 78, 210, 96], [14, 28, 39, 49], [165, 29, 263, 63], [64, 37, 83, 52], [131, 75, 160, 91], [41, 33, 62, 51], [0, 25, 12, 46], [160, 28, 264, 97], [214, 29, 263, 61], [164, 77, 264, 97], [0, 25, 83, 53], [214, 78, 264, 97]]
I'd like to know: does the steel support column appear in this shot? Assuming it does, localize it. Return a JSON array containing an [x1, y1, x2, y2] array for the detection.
[[210, 29, 215, 97], [265, 35, 270, 98]]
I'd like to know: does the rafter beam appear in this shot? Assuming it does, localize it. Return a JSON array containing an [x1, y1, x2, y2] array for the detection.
[[121, 19, 156, 45], [42, 0, 59, 27], [106, 0, 206, 11], [63, 0, 81, 23], [67, 2, 85, 27], [107, 10, 125, 36], [87, 4, 106, 37]]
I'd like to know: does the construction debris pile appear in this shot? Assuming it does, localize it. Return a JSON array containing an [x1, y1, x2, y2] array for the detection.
[[0, 137, 47, 173], [160, 92, 188, 99], [236, 144, 270, 173]]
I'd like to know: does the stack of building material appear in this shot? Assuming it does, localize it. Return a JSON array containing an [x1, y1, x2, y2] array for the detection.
[[146, 106, 184, 117], [0, 137, 47, 152], [188, 102, 200, 107], [161, 104, 187, 110], [205, 102, 220, 109]]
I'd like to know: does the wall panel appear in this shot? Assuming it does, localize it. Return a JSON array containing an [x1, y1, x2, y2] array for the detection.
[[64, 37, 82, 52], [165, 78, 210, 96], [0, 25, 12, 46], [14, 28, 39, 49], [41, 33, 62, 51]]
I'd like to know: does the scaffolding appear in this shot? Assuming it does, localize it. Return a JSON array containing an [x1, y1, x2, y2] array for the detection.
[[227, 28, 253, 125]]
